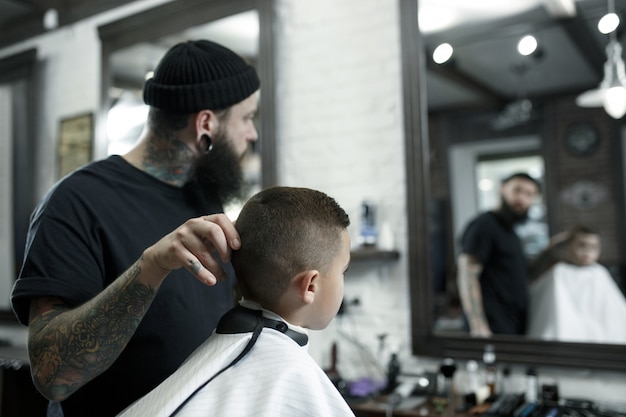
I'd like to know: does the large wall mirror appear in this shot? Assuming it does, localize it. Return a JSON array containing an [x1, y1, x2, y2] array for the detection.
[[402, 0, 626, 371], [98, 0, 276, 205]]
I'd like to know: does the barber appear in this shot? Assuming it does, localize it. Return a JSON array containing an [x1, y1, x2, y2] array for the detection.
[[11, 39, 260, 417]]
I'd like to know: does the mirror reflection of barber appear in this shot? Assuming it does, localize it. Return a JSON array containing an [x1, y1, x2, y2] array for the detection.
[[456, 172, 541, 337]]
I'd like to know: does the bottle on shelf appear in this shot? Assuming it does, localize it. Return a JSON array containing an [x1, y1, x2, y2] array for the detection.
[[482, 344, 498, 397], [501, 366, 513, 394], [384, 352, 401, 394], [358, 200, 377, 247], [433, 358, 457, 415], [463, 359, 491, 407], [439, 358, 457, 400], [525, 367, 538, 403], [465, 359, 481, 394]]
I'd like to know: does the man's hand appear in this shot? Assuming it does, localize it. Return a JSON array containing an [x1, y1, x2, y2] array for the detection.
[[469, 321, 492, 338], [142, 213, 241, 287]]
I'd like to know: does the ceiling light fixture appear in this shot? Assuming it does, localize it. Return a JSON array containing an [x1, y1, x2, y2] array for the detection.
[[576, 0, 626, 119], [576, 38, 626, 119], [517, 35, 538, 56], [598, 12, 620, 34], [598, 0, 620, 34], [43, 8, 59, 30], [433, 43, 454, 64]]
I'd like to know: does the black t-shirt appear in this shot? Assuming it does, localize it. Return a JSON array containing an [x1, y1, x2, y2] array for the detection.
[[11, 155, 235, 417], [461, 211, 528, 334]]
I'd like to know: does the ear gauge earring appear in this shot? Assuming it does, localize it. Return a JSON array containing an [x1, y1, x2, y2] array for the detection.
[[201, 134, 213, 154]]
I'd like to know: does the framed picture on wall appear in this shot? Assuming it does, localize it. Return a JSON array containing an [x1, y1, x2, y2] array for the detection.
[[58, 112, 93, 178]]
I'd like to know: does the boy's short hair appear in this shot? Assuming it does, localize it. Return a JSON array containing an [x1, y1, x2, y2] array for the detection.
[[231, 186, 350, 309], [568, 224, 598, 243]]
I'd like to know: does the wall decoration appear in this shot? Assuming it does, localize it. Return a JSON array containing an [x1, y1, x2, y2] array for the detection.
[[560, 180, 608, 211], [58, 113, 93, 178], [564, 122, 600, 157]]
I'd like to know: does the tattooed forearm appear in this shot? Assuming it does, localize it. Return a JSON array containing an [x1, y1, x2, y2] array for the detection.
[[467, 269, 485, 318], [28, 258, 156, 401], [457, 254, 489, 334]]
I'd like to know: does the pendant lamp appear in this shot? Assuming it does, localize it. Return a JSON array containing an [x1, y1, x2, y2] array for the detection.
[[576, 39, 626, 119], [576, 0, 626, 119]]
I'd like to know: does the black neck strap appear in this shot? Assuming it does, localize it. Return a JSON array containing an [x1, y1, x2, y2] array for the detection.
[[216, 305, 309, 346]]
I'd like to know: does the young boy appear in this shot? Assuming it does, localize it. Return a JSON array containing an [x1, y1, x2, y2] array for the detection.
[[527, 225, 626, 343], [118, 186, 355, 416], [563, 224, 602, 266]]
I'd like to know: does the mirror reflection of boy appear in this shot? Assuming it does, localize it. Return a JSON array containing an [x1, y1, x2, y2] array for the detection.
[[118, 186, 356, 417], [527, 225, 626, 343], [564, 225, 601, 266]]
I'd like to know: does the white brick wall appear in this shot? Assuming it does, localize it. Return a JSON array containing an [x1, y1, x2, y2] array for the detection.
[[274, 0, 411, 381]]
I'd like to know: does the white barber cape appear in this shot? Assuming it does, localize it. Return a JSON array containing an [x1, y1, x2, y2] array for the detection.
[[527, 262, 626, 344], [117, 302, 355, 417]]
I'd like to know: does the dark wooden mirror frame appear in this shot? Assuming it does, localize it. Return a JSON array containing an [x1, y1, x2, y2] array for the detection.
[[98, 0, 276, 187], [400, 0, 626, 373]]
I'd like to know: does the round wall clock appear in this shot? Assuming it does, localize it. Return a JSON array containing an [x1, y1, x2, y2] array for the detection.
[[564, 122, 600, 157]]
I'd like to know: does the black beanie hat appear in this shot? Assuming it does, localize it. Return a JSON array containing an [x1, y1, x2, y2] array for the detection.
[[143, 39, 260, 113]]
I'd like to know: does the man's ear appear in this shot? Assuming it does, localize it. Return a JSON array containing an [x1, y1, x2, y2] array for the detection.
[[194, 110, 219, 136], [295, 270, 319, 305], [193, 111, 219, 153]]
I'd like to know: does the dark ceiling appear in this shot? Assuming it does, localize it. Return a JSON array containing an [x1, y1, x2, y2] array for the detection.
[[0, 0, 136, 48], [423, 0, 626, 113], [2, 0, 626, 116]]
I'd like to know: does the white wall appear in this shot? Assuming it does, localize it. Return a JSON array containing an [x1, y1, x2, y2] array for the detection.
[[273, 0, 410, 382], [1, 0, 625, 405]]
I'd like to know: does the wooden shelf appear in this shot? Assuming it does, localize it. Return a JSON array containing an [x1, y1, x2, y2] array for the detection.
[[350, 247, 400, 261]]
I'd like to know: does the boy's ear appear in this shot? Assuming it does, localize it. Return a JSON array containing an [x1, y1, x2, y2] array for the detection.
[[295, 270, 319, 305]]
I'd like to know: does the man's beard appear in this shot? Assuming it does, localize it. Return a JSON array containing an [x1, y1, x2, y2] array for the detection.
[[497, 196, 529, 226], [192, 130, 245, 206]]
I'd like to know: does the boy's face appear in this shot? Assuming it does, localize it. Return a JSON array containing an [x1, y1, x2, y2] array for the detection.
[[567, 233, 601, 266], [309, 229, 351, 330]]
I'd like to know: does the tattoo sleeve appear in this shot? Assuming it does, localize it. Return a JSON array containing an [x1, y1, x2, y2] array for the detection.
[[456, 254, 489, 332], [28, 258, 156, 401]]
